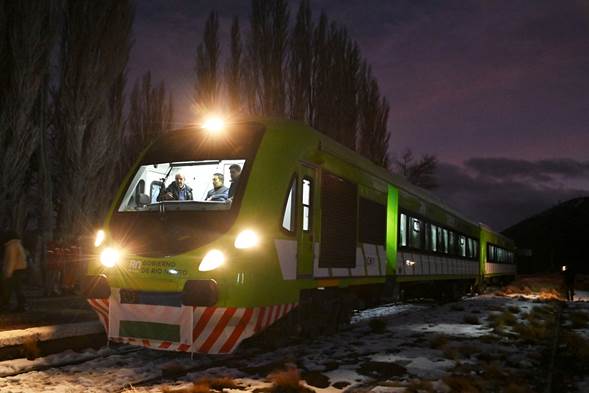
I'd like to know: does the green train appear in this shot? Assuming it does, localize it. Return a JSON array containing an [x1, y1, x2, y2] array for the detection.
[[82, 118, 515, 354]]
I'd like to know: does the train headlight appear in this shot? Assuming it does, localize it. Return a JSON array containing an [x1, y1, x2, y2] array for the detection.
[[234, 230, 259, 249], [100, 247, 121, 268], [202, 115, 225, 133], [94, 230, 105, 247], [199, 249, 225, 271]]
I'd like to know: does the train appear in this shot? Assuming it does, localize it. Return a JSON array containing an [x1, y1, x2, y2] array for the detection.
[[82, 118, 516, 354]]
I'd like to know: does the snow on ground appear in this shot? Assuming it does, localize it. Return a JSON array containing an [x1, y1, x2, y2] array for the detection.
[[1, 291, 588, 393]]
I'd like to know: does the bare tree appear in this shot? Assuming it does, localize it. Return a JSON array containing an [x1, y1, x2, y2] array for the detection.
[[126, 71, 174, 165], [0, 1, 57, 233], [394, 149, 439, 190], [225, 16, 242, 113], [53, 0, 134, 241], [245, 0, 290, 115], [194, 11, 220, 113], [357, 63, 390, 167], [288, 0, 312, 121]]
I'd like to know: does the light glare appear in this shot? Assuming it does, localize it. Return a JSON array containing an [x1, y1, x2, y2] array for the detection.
[[234, 230, 259, 249], [199, 249, 225, 271], [202, 116, 225, 132], [95, 230, 105, 247], [100, 247, 121, 268]]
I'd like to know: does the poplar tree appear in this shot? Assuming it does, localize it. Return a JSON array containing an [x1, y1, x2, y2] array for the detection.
[[127, 71, 174, 164], [288, 0, 313, 121], [53, 0, 133, 241], [246, 0, 289, 115], [194, 11, 220, 113], [358, 63, 390, 167], [225, 16, 242, 113], [0, 1, 56, 233]]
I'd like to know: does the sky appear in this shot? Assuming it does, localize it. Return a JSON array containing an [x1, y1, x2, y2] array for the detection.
[[131, 0, 589, 230]]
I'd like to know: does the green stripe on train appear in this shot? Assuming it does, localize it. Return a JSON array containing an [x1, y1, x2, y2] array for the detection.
[[119, 320, 180, 342]]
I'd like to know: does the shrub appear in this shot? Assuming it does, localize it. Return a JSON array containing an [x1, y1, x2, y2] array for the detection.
[[463, 314, 480, 325]]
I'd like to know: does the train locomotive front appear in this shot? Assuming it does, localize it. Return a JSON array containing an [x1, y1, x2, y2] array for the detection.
[[83, 121, 301, 354]]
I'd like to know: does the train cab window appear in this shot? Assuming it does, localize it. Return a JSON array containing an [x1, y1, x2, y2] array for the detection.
[[282, 177, 297, 232], [400, 213, 407, 247], [302, 178, 312, 231], [118, 159, 246, 212], [459, 236, 466, 257]]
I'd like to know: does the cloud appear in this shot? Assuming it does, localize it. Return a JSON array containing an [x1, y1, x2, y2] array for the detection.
[[433, 159, 589, 230], [464, 157, 589, 183]]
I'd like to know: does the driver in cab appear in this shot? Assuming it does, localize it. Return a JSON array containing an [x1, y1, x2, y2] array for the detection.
[[157, 173, 194, 201]]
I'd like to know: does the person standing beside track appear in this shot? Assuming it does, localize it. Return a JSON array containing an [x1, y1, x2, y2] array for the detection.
[[1, 230, 28, 312]]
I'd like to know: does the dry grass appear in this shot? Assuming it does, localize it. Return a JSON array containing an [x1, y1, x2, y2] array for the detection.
[[442, 375, 480, 393], [267, 368, 313, 393], [162, 383, 211, 393], [487, 309, 518, 333], [463, 314, 480, 325], [496, 274, 566, 301], [560, 331, 589, 364], [507, 305, 521, 314], [22, 337, 40, 360], [368, 318, 387, 334], [195, 377, 241, 391], [568, 311, 589, 329], [505, 384, 532, 393], [450, 304, 465, 311], [161, 377, 242, 393], [406, 379, 435, 393], [429, 334, 449, 349]]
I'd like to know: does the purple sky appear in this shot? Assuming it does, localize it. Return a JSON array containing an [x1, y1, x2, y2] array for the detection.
[[131, 1, 589, 230]]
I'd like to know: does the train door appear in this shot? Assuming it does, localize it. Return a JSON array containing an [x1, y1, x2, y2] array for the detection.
[[297, 164, 317, 277]]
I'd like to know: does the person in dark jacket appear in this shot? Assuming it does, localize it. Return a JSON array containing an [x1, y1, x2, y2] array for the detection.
[[228, 164, 242, 199], [158, 173, 193, 201], [562, 264, 576, 302]]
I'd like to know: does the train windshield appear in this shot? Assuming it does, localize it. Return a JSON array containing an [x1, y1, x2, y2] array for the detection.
[[118, 159, 246, 212]]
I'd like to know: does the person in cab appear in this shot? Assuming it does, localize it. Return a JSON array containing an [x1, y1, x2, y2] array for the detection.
[[228, 164, 242, 199], [157, 173, 193, 201], [205, 173, 229, 201]]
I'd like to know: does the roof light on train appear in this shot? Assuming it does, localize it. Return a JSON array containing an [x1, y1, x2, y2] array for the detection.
[[94, 229, 105, 247], [202, 115, 225, 133], [100, 247, 121, 268], [234, 229, 259, 249], [199, 249, 225, 271]]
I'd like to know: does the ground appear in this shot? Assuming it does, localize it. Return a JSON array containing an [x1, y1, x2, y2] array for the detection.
[[0, 275, 588, 393]]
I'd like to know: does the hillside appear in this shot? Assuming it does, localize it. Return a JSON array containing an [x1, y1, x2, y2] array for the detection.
[[503, 197, 589, 274]]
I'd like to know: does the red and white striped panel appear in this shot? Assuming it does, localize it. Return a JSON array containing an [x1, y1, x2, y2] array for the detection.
[[86, 298, 297, 354], [192, 302, 297, 354], [87, 298, 109, 331]]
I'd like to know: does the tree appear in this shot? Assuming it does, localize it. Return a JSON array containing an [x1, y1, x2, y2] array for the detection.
[[357, 63, 390, 167], [245, 0, 290, 115], [194, 11, 220, 113], [288, 0, 312, 121], [225, 16, 242, 113], [53, 0, 134, 241], [394, 149, 439, 190], [0, 1, 57, 233], [126, 71, 174, 165]]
